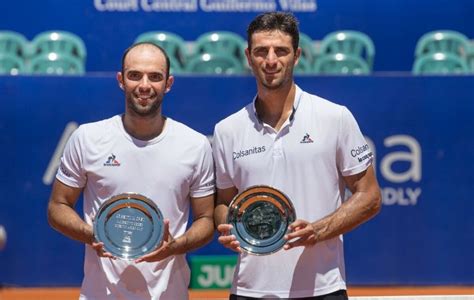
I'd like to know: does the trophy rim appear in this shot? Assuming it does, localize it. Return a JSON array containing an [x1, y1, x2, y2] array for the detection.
[[93, 192, 164, 260], [227, 185, 296, 256]]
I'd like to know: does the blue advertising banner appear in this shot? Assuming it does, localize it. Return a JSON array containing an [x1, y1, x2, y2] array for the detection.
[[1, 0, 473, 71], [0, 75, 473, 286]]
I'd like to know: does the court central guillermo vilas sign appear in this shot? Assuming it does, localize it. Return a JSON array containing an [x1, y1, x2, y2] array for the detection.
[[93, 0, 317, 12]]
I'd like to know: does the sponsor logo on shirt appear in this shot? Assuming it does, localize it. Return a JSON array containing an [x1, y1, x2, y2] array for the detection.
[[233, 146, 266, 160], [60, 161, 72, 177], [300, 133, 314, 143], [351, 144, 373, 163], [103, 153, 121, 166]]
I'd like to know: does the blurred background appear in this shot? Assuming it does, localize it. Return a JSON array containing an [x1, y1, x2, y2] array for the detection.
[[0, 0, 473, 294]]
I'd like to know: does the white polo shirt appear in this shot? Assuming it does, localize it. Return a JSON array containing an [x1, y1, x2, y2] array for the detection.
[[212, 85, 373, 298], [57, 115, 215, 300]]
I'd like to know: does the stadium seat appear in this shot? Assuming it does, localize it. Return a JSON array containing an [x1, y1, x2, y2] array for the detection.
[[468, 45, 474, 71], [28, 52, 84, 75], [294, 56, 313, 74], [319, 30, 375, 69], [0, 53, 26, 75], [0, 31, 28, 59], [185, 53, 244, 75], [313, 53, 370, 75], [415, 30, 472, 61], [299, 32, 317, 64], [29, 31, 87, 62], [135, 31, 188, 72], [192, 31, 246, 65], [412, 52, 470, 75]]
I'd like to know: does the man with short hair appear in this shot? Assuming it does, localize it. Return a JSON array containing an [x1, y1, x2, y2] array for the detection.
[[47, 42, 215, 299], [213, 12, 381, 299]]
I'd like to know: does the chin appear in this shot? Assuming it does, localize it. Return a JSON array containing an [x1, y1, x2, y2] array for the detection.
[[262, 80, 284, 90]]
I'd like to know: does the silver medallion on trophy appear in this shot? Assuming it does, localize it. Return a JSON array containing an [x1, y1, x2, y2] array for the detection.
[[227, 185, 296, 255], [94, 193, 164, 260]]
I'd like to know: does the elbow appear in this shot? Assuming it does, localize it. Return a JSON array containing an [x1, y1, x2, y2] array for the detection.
[[371, 189, 382, 217], [46, 202, 59, 231]]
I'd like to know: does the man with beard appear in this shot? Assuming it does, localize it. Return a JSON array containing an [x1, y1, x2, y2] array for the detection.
[[47, 42, 215, 299], [212, 12, 381, 299]]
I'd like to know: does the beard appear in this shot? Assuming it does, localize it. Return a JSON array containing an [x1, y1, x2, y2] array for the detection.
[[260, 70, 292, 90], [254, 62, 295, 91], [126, 93, 163, 117]]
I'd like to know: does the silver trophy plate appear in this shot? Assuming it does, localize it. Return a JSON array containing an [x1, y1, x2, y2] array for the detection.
[[227, 185, 296, 255], [94, 193, 164, 260]]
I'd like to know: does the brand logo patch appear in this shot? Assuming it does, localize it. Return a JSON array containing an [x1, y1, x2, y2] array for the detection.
[[300, 133, 314, 143], [104, 154, 121, 166]]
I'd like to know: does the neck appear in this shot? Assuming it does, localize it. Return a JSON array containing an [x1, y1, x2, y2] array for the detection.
[[122, 112, 166, 141], [255, 82, 296, 131]]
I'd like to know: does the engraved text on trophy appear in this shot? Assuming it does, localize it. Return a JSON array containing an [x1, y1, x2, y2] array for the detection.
[[243, 202, 282, 240]]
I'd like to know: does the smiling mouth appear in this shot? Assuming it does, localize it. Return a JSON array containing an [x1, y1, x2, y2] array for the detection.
[[135, 94, 155, 100], [263, 69, 280, 75]]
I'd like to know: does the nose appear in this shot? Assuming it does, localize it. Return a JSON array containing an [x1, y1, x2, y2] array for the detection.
[[138, 75, 151, 93], [265, 48, 278, 67]]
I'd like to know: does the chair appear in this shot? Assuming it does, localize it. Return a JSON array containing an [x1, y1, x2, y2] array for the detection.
[[29, 31, 87, 62], [313, 53, 370, 75], [135, 31, 188, 71], [415, 30, 471, 60], [319, 30, 375, 69], [469, 46, 474, 72], [299, 32, 317, 64], [293, 56, 313, 74], [167, 55, 184, 74], [185, 53, 244, 75], [0, 53, 26, 75], [28, 52, 85, 75], [0, 31, 28, 58], [192, 31, 246, 63], [412, 52, 470, 75]]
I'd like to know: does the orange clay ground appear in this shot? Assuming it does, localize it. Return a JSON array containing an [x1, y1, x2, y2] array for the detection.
[[0, 286, 472, 300]]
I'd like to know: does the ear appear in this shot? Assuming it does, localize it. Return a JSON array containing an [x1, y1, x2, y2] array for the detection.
[[116, 72, 124, 90], [294, 47, 302, 67], [245, 47, 252, 68], [164, 75, 174, 94]]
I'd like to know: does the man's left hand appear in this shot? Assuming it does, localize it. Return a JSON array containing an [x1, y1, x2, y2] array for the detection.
[[283, 219, 319, 250], [135, 219, 178, 263]]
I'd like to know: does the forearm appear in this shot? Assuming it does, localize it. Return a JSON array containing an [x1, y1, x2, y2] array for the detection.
[[47, 202, 94, 245], [172, 216, 214, 255], [214, 203, 229, 227], [311, 190, 381, 242], [214, 186, 237, 227]]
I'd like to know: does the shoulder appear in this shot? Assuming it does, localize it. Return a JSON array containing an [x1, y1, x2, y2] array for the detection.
[[214, 103, 252, 135], [167, 118, 210, 148], [72, 115, 120, 144], [298, 90, 356, 127], [301, 91, 346, 115]]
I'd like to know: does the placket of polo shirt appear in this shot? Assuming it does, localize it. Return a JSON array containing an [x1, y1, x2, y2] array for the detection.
[[260, 124, 280, 158], [273, 135, 283, 157], [273, 118, 292, 158]]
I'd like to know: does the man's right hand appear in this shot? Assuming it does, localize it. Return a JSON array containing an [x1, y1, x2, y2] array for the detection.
[[91, 241, 116, 259], [217, 224, 242, 253]]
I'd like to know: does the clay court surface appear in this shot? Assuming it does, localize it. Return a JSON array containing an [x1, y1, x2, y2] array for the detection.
[[0, 286, 472, 299]]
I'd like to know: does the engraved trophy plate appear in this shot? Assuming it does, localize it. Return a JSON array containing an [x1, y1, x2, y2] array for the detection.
[[227, 186, 296, 255], [94, 193, 164, 260]]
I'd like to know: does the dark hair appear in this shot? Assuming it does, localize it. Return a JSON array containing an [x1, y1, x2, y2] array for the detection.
[[247, 12, 300, 52], [121, 42, 170, 78]]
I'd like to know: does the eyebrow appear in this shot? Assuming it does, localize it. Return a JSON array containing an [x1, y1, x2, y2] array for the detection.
[[125, 69, 164, 75]]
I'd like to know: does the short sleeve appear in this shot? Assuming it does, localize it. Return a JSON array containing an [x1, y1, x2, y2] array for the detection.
[[56, 127, 87, 188], [212, 125, 234, 189], [189, 138, 215, 198], [336, 107, 373, 176]]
